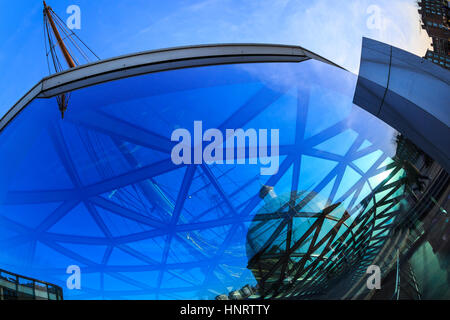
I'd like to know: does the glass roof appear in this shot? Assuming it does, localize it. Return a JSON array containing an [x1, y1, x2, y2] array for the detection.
[[0, 59, 405, 299]]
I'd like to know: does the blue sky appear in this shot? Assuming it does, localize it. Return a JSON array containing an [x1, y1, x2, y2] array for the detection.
[[0, 0, 431, 117]]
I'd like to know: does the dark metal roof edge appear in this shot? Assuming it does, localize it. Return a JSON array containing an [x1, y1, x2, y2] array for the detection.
[[0, 43, 344, 133]]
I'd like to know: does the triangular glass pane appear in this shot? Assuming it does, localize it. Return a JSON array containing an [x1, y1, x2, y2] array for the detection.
[[10, 131, 75, 190], [57, 243, 108, 265], [108, 247, 150, 266], [334, 166, 361, 201], [357, 139, 372, 151], [95, 204, 155, 237], [304, 87, 353, 139], [298, 155, 338, 192], [314, 129, 358, 156], [0, 202, 62, 228], [353, 150, 383, 173], [48, 203, 105, 237]]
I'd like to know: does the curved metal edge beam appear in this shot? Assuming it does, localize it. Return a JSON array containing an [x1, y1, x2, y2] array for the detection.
[[0, 43, 343, 134], [0, 81, 43, 133], [40, 55, 307, 98], [353, 37, 450, 173]]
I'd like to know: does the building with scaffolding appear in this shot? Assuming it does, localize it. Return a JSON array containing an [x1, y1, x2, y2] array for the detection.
[[0, 2, 448, 300]]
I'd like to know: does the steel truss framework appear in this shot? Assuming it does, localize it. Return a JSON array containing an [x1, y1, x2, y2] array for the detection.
[[247, 162, 406, 299], [0, 49, 406, 299]]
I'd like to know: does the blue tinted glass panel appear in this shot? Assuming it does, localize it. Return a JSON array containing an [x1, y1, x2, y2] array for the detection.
[[0, 60, 402, 299]]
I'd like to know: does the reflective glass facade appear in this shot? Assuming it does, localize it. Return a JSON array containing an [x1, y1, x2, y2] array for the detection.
[[0, 269, 63, 300], [0, 59, 437, 299]]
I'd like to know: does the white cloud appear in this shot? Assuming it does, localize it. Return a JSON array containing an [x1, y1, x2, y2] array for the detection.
[[133, 0, 431, 73]]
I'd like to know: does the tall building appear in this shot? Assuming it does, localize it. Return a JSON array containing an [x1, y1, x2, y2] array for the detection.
[[0, 269, 63, 300], [418, 0, 450, 69]]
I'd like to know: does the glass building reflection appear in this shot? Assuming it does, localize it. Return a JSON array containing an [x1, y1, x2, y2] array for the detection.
[[0, 44, 448, 300]]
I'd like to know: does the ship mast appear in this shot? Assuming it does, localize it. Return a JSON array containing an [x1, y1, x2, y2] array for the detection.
[[43, 1, 99, 118], [43, 1, 76, 69]]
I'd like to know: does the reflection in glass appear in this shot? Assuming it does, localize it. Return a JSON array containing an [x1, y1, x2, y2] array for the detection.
[[0, 60, 447, 300]]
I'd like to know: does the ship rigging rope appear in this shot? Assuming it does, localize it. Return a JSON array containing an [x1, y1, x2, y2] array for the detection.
[[43, 6, 100, 75], [49, 7, 100, 60]]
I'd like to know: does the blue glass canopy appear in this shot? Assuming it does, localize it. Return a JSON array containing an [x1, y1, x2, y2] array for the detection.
[[0, 59, 405, 299]]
